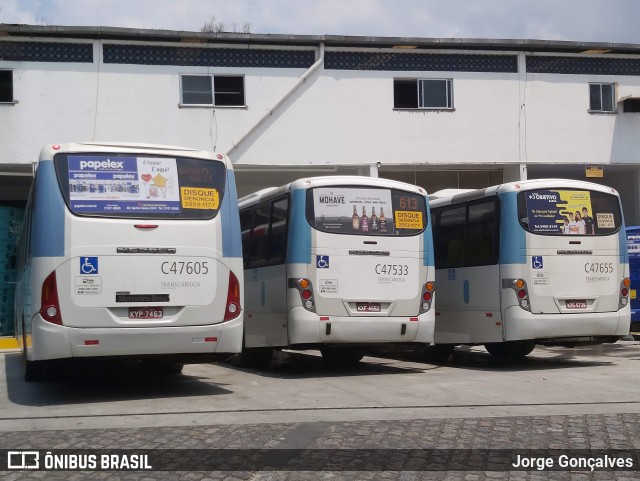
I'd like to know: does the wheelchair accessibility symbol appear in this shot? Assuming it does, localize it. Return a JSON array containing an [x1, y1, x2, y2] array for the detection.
[[80, 256, 99, 275], [316, 255, 329, 269], [532, 256, 544, 269]]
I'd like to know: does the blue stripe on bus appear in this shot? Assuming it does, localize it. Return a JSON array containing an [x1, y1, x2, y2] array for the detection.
[[32, 160, 65, 257], [423, 202, 434, 267], [286, 188, 311, 264], [221, 170, 242, 258], [498, 191, 526, 265]]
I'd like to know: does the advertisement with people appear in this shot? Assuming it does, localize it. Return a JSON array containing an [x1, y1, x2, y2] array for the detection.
[[524, 189, 596, 235], [68, 156, 180, 214]]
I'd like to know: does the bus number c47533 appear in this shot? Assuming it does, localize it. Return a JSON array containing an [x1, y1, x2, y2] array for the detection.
[[584, 262, 614, 274], [375, 264, 408, 276], [161, 261, 209, 275]]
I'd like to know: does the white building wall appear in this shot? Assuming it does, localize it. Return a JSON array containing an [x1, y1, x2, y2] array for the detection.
[[232, 68, 522, 166], [524, 72, 640, 165]]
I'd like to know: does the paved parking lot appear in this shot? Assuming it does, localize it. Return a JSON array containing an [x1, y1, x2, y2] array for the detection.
[[1, 341, 640, 479]]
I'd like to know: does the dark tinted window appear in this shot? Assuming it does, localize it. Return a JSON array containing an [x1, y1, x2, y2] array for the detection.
[[0, 70, 13, 103], [240, 195, 290, 268], [214, 76, 245, 106], [394, 79, 418, 109], [518, 189, 622, 236], [306, 186, 427, 237], [433, 197, 499, 268], [54, 153, 226, 220]]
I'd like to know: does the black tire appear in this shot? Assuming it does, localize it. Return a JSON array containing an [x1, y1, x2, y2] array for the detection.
[[320, 347, 365, 365], [422, 344, 455, 362], [484, 340, 536, 359], [237, 347, 274, 369], [143, 361, 185, 374]]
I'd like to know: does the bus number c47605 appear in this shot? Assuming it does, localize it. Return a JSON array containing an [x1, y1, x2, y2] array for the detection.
[[161, 261, 209, 275], [375, 264, 408, 276]]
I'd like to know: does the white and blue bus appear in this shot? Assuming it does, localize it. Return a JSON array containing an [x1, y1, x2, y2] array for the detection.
[[238, 176, 435, 367], [428, 179, 630, 359], [15, 143, 243, 381]]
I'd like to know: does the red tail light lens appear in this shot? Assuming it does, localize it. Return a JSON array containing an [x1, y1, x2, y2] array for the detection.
[[621, 287, 629, 298], [517, 289, 527, 299], [41, 270, 63, 325], [301, 289, 312, 300], [224, 271, 242, 321], [423, 291, 432, 302]]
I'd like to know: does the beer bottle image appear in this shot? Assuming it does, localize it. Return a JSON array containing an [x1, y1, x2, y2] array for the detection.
[[379, 208, 387, 233], [371, 207, 379, 231], [352, 205, 360, 230], [361, 206, 369, 232]]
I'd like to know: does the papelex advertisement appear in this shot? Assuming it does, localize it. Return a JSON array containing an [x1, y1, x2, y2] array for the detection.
[[312, 187, 394, 234], [524, 189, 596, 235], [68, 156, 180, 214]]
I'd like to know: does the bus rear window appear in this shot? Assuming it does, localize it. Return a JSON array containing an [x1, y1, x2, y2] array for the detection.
[[54, 153, 226, 219], [518, 189, 622, 236], [306, 186, 427, 236]]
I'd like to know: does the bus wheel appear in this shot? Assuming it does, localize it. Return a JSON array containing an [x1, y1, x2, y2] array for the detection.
[[484, 341, 536, 359], [237, 347, 273, 369], [422, 344, 455, 362], [320, 347, 365, 365]]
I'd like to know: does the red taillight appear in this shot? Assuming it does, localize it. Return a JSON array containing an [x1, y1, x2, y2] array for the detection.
[[517, 289, 527, 299], [301, 289, 312, 300], [423, 291, 432, 302], [622, 287, 629, 297], [41, 270, 63, 325], [224, 271, 241, 321]]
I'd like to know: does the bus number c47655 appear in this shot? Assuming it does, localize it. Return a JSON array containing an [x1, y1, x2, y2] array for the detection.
[[161, 261, 209, 275], [584, 262, 613, 274], [375, 264, 408, 276]]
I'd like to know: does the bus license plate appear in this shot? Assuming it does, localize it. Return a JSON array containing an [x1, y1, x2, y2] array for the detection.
[[356, 303, 381, 313], [566, 300, 587, 309], [129, 307, 164, 319]]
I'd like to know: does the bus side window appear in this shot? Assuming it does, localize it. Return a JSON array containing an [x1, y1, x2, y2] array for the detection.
[[437, 205, 466, 268], [466, 201, 498, 266], [240, 209, 253, 269], [268, 197, 289, 263], [251, 203, 271, 265]]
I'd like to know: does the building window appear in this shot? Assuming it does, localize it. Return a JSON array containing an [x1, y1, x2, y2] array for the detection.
[[394, 78, 453, 110], [181, 75, 245, 107], [589, 83, 615, 113], [0, 70, 14, 103]]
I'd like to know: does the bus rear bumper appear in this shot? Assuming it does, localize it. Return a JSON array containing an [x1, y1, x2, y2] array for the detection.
[[28, 314, 243, 361], [503, 306, 630, 342], [287, 307, 434, 345]]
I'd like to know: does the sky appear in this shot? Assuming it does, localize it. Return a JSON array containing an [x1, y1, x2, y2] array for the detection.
[[1, 0, 640, 44]]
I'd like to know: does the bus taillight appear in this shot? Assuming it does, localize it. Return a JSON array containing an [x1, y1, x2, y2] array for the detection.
[[621, 278, 631, 307], [224, 271, 242, 321], [512, 279, 531, 311], [297, 279, 315, 312], [40, 270, 63, 325], [420, 281, 435, 313]]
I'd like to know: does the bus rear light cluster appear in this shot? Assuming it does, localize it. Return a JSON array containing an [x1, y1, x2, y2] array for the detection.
[[40, 270, 63, 325], [620, 278, 631, 308], [512, 278, 531, 311], [420, 281, 435, 313], [224, 271, 242, 321], [296, 278, 316, 312]]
